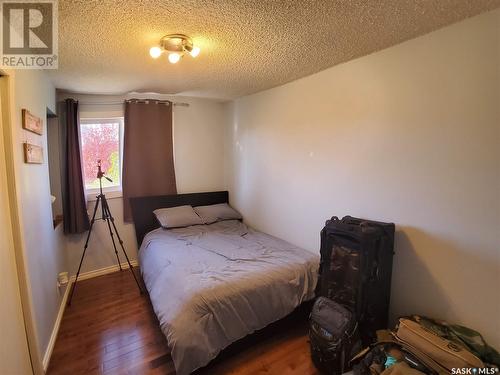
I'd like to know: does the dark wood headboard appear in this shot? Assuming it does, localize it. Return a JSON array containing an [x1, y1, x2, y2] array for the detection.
[[130, 191, 229, 246]]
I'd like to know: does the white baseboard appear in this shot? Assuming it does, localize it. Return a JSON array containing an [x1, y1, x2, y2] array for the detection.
[[42, 260, 139, 372], [69, 259, 139, 282], [42, 280, 71, 372]]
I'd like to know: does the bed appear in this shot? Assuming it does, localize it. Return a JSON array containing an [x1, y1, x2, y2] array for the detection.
[[130, 191, 319, 375]]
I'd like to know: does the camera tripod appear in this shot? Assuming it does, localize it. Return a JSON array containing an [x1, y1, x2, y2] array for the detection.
[[67, 160, 143, 306]]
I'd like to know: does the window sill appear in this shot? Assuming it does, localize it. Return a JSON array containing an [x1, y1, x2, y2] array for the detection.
[[86, 189, 123, 201]]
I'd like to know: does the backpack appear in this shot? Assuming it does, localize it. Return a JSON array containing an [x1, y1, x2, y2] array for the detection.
[[309, 297, 362, 374]]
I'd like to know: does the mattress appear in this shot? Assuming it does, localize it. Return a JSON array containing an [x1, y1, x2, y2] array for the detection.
[[139, 219, 319, 374]]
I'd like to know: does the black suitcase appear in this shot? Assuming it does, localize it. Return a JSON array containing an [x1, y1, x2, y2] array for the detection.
[[309, 297, 362, 374], [316, 216, 395, 344]]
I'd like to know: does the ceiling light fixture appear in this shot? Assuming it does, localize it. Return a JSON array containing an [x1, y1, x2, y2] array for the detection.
[[149, 34, 201, 64]]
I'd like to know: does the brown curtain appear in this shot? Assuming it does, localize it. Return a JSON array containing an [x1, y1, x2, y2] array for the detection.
[[61, 99, 90, 234], [122, 99, 177, 222]]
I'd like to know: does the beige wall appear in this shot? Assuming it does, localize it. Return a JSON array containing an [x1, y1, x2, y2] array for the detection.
[[0, 76, 32, 375], [58, 93, 227, 274], [8, 69, 67, 368], [225, 9, 500, 348]]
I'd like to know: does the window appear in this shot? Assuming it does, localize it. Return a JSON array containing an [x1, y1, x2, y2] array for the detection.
[[80, 118, 124, 196]]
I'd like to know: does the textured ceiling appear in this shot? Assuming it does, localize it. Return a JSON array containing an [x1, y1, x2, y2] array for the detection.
[[49, 0, 500, 100]]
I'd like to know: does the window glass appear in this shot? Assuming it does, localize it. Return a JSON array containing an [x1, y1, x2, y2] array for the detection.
[[80, 119, 122, 191]]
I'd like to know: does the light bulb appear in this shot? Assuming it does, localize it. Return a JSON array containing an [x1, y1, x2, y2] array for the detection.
[[190, 46, 200, 58], [149, 46, 162, 59], [168, 53, 181, 64]]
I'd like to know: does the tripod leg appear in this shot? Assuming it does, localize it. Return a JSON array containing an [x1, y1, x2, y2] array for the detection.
[[67, 195, 101, 306], [103, 198, 143, 294], [101, 196, 122, 271]]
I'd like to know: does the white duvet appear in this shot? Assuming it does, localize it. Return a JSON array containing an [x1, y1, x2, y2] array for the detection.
[[139, 220, 319, 374]]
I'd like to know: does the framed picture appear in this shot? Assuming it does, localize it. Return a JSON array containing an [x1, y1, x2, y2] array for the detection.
[[23, 143, 44, 164], [22, 109, 43, 135]]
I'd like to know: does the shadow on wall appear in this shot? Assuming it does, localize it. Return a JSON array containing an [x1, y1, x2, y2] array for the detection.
[[390, 227, 499, 346], [390, 228, 452, 322]]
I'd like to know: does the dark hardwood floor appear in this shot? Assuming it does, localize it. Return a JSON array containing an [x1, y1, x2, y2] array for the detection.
[[47, 269, 319, 375]]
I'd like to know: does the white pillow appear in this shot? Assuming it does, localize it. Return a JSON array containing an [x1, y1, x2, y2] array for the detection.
[[153, 205, 204, 229], [193, 203, 242, 224]]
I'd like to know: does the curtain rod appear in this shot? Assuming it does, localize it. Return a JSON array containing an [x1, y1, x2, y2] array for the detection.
[[77, 101, 190, 107]]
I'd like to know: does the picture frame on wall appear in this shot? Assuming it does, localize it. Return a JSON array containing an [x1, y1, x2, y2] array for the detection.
[[23, 143, 44, 164], [22, 109, 43, 135]]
